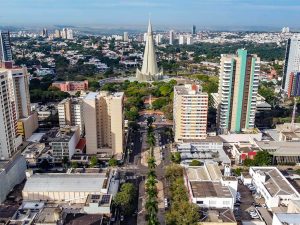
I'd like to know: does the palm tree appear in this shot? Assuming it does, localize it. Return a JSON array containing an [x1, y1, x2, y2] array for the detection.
[[147, 157, 156, 169]]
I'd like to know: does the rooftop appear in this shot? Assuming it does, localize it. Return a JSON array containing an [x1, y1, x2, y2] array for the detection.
[[251, 167, 300, 198], [64, 214, 104, 225], [34, 207, 61, 224], [274, 213, 300, 224], [190, 181, 233, 198], [23, 173, 107, 193], [174, 84, 207, 96], [186, 162, 222, 181], [255, 141, 300, 156], [200, 209, 236, 223]]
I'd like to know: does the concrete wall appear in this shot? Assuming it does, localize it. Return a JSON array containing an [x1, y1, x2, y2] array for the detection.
[[0, 155, 27, 203]]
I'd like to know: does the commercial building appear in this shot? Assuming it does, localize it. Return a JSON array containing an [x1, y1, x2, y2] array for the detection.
[[0, 31, 13, 68], [52, 80, 88, 92], [249, 167, 300, 209], [192, 25, 196, 35], [0, 155, 27, 203], [185, 162, 236, 209], [58, 98, 84, 135], [136, 20, 163, 82], [231, 142, 260, 165], [173, 84, 208, 142], [23, 171, 116, 203], [83, 91, 124, 157], [282, 35, 300, 92], [217, 49, 260, 134]]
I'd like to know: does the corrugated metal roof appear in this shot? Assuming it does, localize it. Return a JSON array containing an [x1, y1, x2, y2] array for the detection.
[[23, 174, 106, 192]]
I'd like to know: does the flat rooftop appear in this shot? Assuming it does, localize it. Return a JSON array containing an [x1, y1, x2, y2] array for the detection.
[[174, 84, 207, 96], [23, 173, 107, 193], [255, 141, 300, 156], [251, 167, 300, 197], [190, 181, 233, 198]]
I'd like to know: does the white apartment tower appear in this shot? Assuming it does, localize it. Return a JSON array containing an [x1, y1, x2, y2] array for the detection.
[[179, 35, 186, 45], [0, 71, 21, 159], [217, 49, 260, 134], [58, 98, 84, 135], [282, 35, 300, 92], [173, 84, 208, 142], [169, 30, 174, 45], [83, 91, 124, 156], [123, 32, 129, 42]]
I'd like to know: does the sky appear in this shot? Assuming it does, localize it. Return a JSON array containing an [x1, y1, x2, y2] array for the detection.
[[1, 0, 300, 29]]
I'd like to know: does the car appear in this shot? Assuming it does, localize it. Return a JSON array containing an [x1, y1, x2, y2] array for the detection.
[[120, 215, 124, 221]]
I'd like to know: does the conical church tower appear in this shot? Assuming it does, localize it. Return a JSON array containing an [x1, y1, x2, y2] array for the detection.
[[136, 20, 163, 82]]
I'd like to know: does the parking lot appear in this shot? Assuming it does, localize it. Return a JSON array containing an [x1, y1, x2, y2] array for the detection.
[[234, 182, 266, 223]]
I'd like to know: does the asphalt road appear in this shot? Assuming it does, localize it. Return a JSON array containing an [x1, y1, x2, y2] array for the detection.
[[120, 123, 173, 225]]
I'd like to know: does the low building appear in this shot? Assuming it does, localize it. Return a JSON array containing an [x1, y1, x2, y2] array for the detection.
[[272, 213, 300, 225], [22, 171, 118, 203], [249, 167, 300, 209], [231, 142, 260, 164], [0, 155, 27, 203], [34, 206, 62, 225], [185, 162, 236, 209], [41, 126, 80, 163], [177, 137, 231, 165], [199, 209, 237, 225], [84, 194, 112, 215], [287, 199, 300, 213], [52, 80, 89, 92], [22, 143, 46, 166], [8, 201, 45, 225]]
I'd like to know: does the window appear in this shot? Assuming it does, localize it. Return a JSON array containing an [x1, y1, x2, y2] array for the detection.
[[196, 200, 204, 204]]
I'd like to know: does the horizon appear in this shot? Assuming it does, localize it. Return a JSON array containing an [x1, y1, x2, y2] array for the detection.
[[1, 0, 300, 30]]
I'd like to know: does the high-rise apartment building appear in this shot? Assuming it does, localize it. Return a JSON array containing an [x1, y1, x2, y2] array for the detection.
[[0, 31, 13, 68], [287, 72, 300, 97], [0, 71, 22, 159], [7, 68, 31, 119], [217, 49, 260, 134], [66, 28, 74, 40], [54, 29, 61, 38], [186, 35, 193, 45], [169, 30, 174, 45], [58, 98, 84, 135], [282, 36, 300, 92], [173, 84, 208, 142], [123, 32, 129, 42], [192, 25, 196, 35], [83, 91, 124, 156], [179, 35, 186, 45]]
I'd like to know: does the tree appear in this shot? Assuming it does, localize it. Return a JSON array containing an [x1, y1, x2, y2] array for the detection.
[[114, 183, 136, 215], [90, 156, 98, 167], [62, 156, 69, 168], [71, 161, 78, 168], [189, 160, 201, 166], [171, 152, 181, 164], [152, 98, 168, 110], [108, 158, 118, 167], [253, 151, 272, 166]]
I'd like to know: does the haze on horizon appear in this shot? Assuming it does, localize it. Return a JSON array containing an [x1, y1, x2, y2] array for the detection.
[[1, 0, 300, 30]]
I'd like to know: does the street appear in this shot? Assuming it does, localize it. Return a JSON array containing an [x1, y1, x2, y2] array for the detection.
[[119, 123, 173, 225]]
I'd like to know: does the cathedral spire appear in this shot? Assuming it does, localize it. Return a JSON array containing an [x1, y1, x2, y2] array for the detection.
[[136, 20, 162, 81]]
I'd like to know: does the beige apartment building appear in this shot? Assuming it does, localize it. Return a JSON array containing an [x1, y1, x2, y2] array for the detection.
[[58, 98, 84, 135], [83, 91, 124, 157], [6, 67, 38, 140], [173, 84, 208, 142]]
